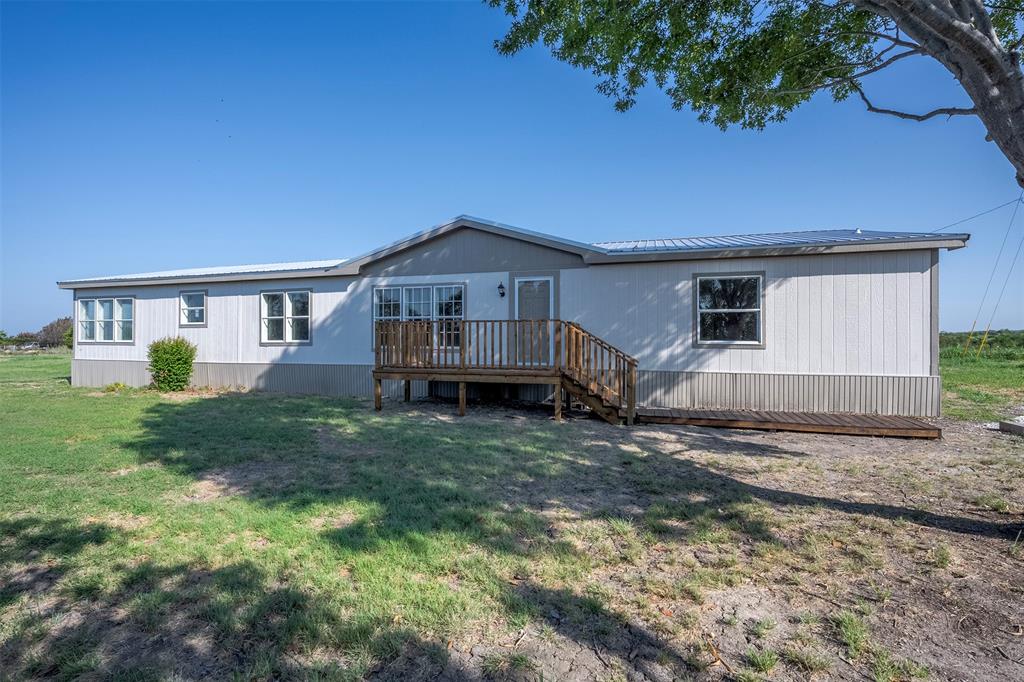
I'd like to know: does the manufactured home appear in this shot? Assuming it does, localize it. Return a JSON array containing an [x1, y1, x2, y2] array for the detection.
[[58, 216, 968, 425]]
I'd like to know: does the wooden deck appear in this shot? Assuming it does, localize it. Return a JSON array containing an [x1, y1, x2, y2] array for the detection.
[[373, 319, 637, 423], [633, 407, 941, 439]]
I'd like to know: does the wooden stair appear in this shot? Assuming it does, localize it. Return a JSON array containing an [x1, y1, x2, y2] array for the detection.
[[560, 372, 624, 425]]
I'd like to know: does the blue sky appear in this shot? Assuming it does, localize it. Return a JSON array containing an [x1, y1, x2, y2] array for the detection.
[[2, 0, 1021, 333]]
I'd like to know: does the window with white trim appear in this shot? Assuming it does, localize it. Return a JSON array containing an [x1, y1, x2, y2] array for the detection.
[[373, 287, 401, 320], [78, 297, 134, 343], [180, 291, 206, 326], [372, 285, 465, 347], [434, 285, 464, 348], [261, 291, 311, 343], [695, 275, 762, 344]]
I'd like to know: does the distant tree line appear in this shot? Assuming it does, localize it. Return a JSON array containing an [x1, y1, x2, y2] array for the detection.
[[0, 317, 73, 348]]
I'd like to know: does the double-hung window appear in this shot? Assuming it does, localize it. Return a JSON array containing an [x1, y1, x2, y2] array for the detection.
[[261, 291, 311, 343], [372, 284, 465, 347], [695, 274, 763, 345], [434, 285, 464, 348], [78, 297, 134, 343], [180, 291, 206, 326]]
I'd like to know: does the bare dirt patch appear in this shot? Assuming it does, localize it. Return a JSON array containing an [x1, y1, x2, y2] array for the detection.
[[310, 510, 357, 531], [368, 402, 1024, 681], [84, 513, 149, 532], [174, 456, 351, 504], [178, 461, 304, 502]]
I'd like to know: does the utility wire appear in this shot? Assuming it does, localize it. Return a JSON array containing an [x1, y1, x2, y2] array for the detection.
[[932, 196, 1022, 233], [976, 210, 1024, 357], [961, 189, 1023, 355]]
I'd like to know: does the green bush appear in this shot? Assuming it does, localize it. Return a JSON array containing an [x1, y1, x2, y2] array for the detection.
[[147, 337, 197, 391]]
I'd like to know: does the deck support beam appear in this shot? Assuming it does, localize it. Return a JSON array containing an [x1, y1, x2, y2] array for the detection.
[[373, 377, 382, 411], [403, 380, 411, 402], [553, 385, 562, 421], [458, 382, 466, 416]]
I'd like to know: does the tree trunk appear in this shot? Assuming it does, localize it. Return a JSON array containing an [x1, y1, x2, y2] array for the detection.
[[853, 0, 1024, 187]]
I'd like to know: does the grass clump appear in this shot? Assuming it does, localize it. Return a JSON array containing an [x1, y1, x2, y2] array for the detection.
[[748, 618, 776, 639], [932, 543, 953, 569], [831, 610, 869, 658], [781, 646, 832, 672], [744, 647, 779, 673], [871, 649, 929, 681], [481, 652, 535, 677], [974, 493, 1010, 513]]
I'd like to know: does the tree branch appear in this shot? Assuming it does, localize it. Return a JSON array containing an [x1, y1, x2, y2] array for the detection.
[[850, 30, 920, 48], [773, 47, 923, 96], [854, 85, 977, 120]]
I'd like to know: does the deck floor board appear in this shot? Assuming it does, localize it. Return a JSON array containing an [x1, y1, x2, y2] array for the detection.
[[633, 407, 940, 439]]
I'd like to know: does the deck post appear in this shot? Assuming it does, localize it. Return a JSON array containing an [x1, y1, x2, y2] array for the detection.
[[553, 383, 562, 421], [458, 381, 466, 416], [403, 379, 411, 402], [374, 376, 382, 411], [626, 361, 637, 426], [553, 321, 562, 371]]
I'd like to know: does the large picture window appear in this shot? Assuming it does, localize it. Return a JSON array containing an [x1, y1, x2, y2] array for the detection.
[[373, 285, 465, 347], [695, 275, 762, 345], [261, 291, 311, 343], [78, 297, 134, 343]]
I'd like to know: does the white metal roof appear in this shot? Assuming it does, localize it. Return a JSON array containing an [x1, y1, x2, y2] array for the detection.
[[58, 217, 969, 289], [593, 229, 959, 253], [60, 259, 347, 287]]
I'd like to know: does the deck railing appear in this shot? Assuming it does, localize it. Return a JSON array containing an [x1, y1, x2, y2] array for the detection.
[[374, 319, 637, 422]]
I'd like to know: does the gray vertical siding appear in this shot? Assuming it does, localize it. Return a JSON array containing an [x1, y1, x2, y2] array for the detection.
[[427, 370, 940, 417], [636, 370, 940, 417], [360, 227, 586, 276], [559, 250, 935, 376], [71, 359, 427, 400]]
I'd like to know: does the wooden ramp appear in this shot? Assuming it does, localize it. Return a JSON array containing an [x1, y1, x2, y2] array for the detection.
[[633, 407, 941, 439]]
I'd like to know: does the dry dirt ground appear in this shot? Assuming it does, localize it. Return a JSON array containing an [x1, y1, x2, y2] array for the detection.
[[369, 404, 1024, 682]]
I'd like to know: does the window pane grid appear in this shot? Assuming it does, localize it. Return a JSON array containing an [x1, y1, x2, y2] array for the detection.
[[373, 287, 401, 320], [77, 297, 133, 343], [261, 291, 310, 343], [373, 284, 465, 348]]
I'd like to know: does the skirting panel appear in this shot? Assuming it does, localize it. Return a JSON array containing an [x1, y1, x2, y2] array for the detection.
[[71, 360, 940, 417], [71, 359, 427, 400], [637, 370, 941, 417], [429, 382, 555, 403]]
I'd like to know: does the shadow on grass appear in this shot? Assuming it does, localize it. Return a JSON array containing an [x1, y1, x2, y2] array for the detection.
[[4, 391, 1019, 679]]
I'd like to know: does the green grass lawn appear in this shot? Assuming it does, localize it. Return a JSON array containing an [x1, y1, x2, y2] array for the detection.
[[1, 352, 1021, 680], [939, 330, 1024, 421], [1, 354, 595, 678]]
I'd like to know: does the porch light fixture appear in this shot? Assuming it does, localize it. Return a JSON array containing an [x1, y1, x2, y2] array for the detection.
[[497, 282, 506, 298]]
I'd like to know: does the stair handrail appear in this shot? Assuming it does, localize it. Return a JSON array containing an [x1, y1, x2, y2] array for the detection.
[[559, 320, 637, 425]]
